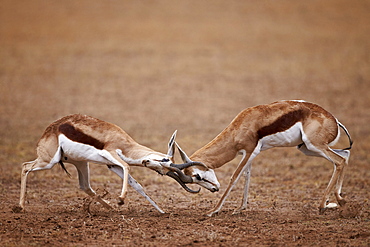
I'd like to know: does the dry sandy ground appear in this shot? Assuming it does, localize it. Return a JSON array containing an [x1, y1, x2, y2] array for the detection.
[[0, 0, 369, 246]]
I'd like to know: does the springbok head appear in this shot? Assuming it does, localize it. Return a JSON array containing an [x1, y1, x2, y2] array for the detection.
[[117, 131, 208, 193], [171, 142, 220, 193]]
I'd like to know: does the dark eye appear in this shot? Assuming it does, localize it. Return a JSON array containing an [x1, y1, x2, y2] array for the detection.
[[195, 174, 201, 180], [161, 158, 170, 162]]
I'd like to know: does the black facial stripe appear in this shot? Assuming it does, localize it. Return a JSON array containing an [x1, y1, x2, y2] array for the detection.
[[201, 178, 217, 187], [193, 175, 215, 186]]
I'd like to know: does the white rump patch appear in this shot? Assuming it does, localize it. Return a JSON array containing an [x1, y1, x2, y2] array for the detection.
[[328, 124, 341, 147]]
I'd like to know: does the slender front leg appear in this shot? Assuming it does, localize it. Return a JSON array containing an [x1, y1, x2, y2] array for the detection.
[[233, 151, 252, 214], [207, 146, 260, 217], [108, 165, 165, 213], [117, 164, 129, 205], [128, 174, 165, 213], [206, 155, 249, 216], [99, 150, 130, 205]]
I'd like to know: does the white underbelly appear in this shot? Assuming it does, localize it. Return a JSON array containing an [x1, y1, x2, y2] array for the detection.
[[58, 134, 111, 164], [260, 122, 303, 151]]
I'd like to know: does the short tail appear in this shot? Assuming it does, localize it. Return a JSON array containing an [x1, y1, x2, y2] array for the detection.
[[59, 160, 71, 177], [338, 121, 353, 150], [59, 147, 71, 177]]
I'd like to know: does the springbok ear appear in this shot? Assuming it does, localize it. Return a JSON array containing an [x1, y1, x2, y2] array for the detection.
[[167, 130, 177, 158], [175, 142, 192, 163]]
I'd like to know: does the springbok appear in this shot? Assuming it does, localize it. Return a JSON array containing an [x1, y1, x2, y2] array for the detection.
[[175, 100, 353, 216], [16, 114, 201, 213]]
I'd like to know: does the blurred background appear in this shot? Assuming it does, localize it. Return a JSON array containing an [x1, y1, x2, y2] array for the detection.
[[1, 0, 368, 146]]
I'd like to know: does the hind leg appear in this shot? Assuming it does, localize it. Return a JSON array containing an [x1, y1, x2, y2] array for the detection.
[[332, 149, 350, 206], [72, 161, 112, 210], [297, 143, 323, 158], [315, 148, 348, 212], [334, 165, 346, 207], [298, 143, 347, 213], [19, 158, 58, 210], [315, 148, 346, 213]]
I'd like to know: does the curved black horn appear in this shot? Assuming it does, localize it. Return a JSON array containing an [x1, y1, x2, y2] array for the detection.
[[170, 161, 206, 170], [166, 171, 200, 193], [166, 165, 193, 183]]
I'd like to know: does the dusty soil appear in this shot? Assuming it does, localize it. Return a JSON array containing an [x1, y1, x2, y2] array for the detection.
[[1, 0, 369, 246]]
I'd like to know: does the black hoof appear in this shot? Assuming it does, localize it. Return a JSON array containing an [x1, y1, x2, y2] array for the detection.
[[319, 207, 327, 215], [12, 206, 23, 213], [338, 199, 347, 207]]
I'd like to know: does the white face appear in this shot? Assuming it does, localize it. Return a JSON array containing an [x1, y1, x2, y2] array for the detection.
[[190, 167, 220, 192], [141, 154, 173, 174]]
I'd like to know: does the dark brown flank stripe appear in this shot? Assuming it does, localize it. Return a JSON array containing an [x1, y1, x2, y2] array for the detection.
[[59, 123, 105, 150], [257, 109, 305, 139]]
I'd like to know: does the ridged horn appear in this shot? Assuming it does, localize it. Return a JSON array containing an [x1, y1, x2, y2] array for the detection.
[[169, 161, 205, 170], [166, 171, 200, 193]]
